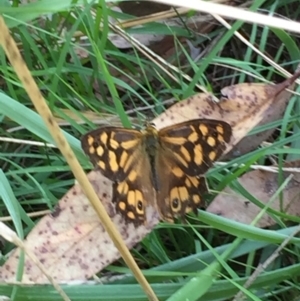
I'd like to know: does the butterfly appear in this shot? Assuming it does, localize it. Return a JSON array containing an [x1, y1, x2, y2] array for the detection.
[[81, 119, 232, 225]]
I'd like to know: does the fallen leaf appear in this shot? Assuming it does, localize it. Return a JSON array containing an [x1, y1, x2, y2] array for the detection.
[[207, 164, 300, 228], [0, 171, 159, 283], [153, 69, 300, 157], [118, 1, 172, 17], [222, 77, 299, 158]]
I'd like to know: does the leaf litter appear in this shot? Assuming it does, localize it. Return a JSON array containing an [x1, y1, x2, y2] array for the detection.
[[1, 70, 300, 283]]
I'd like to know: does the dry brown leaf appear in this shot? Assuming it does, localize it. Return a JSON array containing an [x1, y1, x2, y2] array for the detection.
[[110, 3, 224, 50], [0, 171, 159, 283], [118, 1, 172, 16], [282, 160, 300, 182], [153, 70, 300, 157], [207, 166, 300, 228], [223, 78, 298, 158]]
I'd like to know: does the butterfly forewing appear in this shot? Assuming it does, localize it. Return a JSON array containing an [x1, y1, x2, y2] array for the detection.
[[81, 127, 143, 182], [81, 126, 155, 224], [158, 119, 232, 176]]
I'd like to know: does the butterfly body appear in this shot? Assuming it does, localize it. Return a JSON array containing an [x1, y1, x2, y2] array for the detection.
[[141, 125, 161, 192], [81, 119, 232, 225]]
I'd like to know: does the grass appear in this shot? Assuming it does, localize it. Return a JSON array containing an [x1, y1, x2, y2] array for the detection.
[[0, 0, 300, 300]]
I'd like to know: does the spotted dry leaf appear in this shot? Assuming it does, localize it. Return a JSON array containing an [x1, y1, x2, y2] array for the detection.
[[0, 171, 159, 283], [207, 163, 300, 228], [153, 69, 300, 157]]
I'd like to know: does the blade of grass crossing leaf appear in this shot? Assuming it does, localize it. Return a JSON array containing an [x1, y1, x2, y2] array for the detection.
[[10, 250, 25, 301], [200, 211, 300, 244], [212, 131, 300, 176], [250, 174, 293, 226], [210, 148, 264, 195], [232, 176, 300, 224]]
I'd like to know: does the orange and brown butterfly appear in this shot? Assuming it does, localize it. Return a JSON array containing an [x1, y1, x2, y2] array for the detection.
[[81, 119, 232, 225]]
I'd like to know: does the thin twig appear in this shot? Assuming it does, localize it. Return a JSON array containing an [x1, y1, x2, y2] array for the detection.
[[232, 225, 300, 301]]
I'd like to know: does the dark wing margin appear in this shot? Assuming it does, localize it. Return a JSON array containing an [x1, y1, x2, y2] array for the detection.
[[158, 119, 232, 176], [81, 126, 143, 182]]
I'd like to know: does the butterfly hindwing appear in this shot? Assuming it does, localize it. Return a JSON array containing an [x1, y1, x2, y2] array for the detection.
[[159, 119, 232, 176], [156, 155, 208, 222], [112, 156, 155, 225], [81, 127, 143, 182]]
